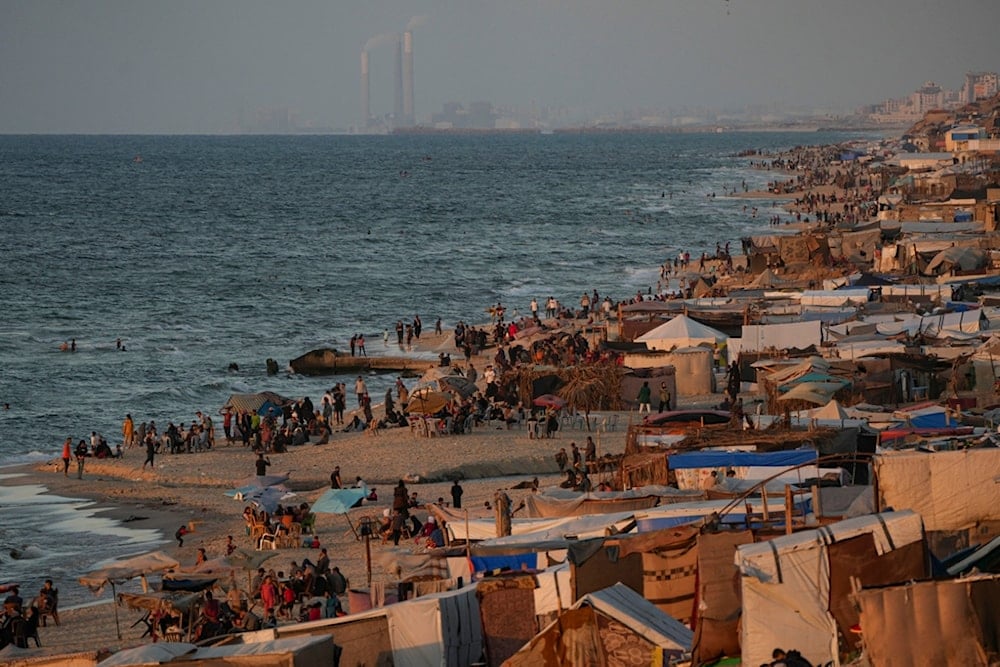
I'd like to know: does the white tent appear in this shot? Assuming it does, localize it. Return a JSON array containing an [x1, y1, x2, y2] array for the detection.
[[99, 636, 333, 666], [635, 314, 728, 351], [735, 511, 924, 667]]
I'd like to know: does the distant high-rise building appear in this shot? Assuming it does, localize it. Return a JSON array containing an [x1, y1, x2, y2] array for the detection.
[[393, 35, 404, 123], [964, 71, 999, 103], [361, 50, 370, 128], [403, 31, 414, 126]]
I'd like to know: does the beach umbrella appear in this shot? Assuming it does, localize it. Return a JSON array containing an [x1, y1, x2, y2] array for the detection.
[[244, 487, 287, 514], [437, 375, 477, 398], [533, 394, 567, 409], [405, 389, 451, 415], [311, 487, 369, 539], [79, 551, 180, 639]]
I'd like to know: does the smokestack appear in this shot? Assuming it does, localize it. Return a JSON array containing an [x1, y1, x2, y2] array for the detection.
[[403, 31, 414, 126], [393, 34, 404, 124], [360, 50, 370, 128]]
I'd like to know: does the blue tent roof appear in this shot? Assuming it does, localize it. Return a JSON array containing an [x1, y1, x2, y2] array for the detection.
[[668, 449, 817, 470]]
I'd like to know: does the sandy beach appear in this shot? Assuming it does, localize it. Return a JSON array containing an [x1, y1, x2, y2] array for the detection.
[[3, 359, 634, 657]]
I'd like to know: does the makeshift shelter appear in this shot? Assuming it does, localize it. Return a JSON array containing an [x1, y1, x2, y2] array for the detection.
[[222, 391, 292, 416], [735, 511, 927, 667], [569, 525, 700, 625], [503, 583, 693, 667], [873, 448, 1000, 535], [80, 551, 181, 638], [663, 347, 715, 396], [635, 314, 728, 352], [478, 574, 540, 666], [268, 584, 482, 667], [523, 490, 660, 519], [98, 636, 334, 667], [691, 531, 754, 666], [924, 245, 986, 275], [853, 575, 1000, 667]]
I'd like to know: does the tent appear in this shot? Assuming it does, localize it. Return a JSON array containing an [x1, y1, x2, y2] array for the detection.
[[222, 391, 292, 416], [777, 381, 845, 406], [924, 246, 986, 275], [736, 511, 926, 667], [810, 399, 850, 421], [504, 583, 693, 666], [635, 314, 728, 352]]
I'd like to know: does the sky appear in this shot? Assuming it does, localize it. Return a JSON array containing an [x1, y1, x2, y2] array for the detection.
[[1, 0, 998, 133]]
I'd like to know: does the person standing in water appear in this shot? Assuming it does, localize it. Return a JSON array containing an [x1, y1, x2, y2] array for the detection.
[[61, 437, 72, 477]]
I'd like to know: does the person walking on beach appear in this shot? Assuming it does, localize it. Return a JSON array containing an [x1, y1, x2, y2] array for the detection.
[[450, 480, 463, 509], [61, 437, 72, 477], [435, 318, 442, 335], [413, 315, 422, 339], [74, 439, 88, 478], [122, 414, 134, 449], [142, 434, 156, 470], [349, 335, 357, 357], [395, 320, 404, 346], [355, 376, 367, 407]]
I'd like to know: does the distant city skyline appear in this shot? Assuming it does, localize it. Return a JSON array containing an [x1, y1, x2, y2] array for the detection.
[[1, 0, 998, 133]]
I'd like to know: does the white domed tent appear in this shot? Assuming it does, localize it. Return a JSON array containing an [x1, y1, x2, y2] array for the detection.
[[635, 314, 728, 352]]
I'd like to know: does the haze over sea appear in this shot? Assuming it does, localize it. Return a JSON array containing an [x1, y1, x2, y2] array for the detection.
[[0, 131, 859, 601]]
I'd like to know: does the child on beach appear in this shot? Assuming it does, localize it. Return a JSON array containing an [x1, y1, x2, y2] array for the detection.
[[175, 525, 189, 547]]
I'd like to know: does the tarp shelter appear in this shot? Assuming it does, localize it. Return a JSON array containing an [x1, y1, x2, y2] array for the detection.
[[523, 490, 660, 519], [874, 448, 1000, 533], [853, 575, 1000, 667], [222, 391, 292, 416], [569, 525, 701, 625], [264, 584, 482, 667], [741, 320, 822, 353], [924, 246, 986, 275], [777, 381, 845, 406], [635, 314, 728, 352], [503, 583, 693, 667], [98, 635, 333, 667], [736, 511, 926, 667]]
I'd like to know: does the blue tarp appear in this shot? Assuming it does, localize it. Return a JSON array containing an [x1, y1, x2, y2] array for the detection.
[[668, 449, 817, 470], [471, 554, 537, 574], [906, 412, 959, 429], [311, 487, 368, 515]]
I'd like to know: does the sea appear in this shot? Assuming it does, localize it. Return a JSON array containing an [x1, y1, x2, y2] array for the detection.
[[0, 130, 863, 605]]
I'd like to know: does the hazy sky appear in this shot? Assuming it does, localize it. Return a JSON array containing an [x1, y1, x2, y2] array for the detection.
[[1, 0, 997, 133]]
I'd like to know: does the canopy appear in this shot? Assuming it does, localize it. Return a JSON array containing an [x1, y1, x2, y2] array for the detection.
[[635, 314, 728, 351], [312, 488, 368, 515], [222, 391, 292, 416], [243, 487, 288, 513], [437, 375, 478, 398], [80, 551, 180, 595], [405, 388, 451, 414], [117, 591, 200, 615], [777, 382, 844, 405]]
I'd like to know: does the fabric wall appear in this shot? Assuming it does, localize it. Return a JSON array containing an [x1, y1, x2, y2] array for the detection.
[[477, 576, 537, 667], [691, 531, 753, 666], [827, 535, 928, 654], [875, 449, 1000, 532], [854, 576, 1000, 667]]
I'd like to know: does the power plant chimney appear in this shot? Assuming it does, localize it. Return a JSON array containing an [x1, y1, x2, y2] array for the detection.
[[360, 49, 370, 129], [403, 31, 414, 126], [393, 34, 404, 124]]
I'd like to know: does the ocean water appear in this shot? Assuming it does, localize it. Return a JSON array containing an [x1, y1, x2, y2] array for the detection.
[[0, 131, 859, 604]]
